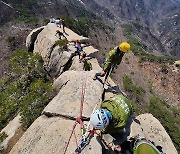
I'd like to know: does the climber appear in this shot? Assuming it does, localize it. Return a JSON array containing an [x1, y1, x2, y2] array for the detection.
[[74, 39, 83, 60], [93, 42, 131, 80], [55, 18, 61, 27], [119, 135, 165, 154], [60, 18, 66, 33], [90, 94, 132, 135], [50, 16, 55, 23], [64, 40, 84, 67], [75, 39, 83, 52], [55, 29, 66, 40], [80, 52, 92, 71]]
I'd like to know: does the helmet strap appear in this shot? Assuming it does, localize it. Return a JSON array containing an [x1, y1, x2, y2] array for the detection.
[[105, 109, 112, 121]]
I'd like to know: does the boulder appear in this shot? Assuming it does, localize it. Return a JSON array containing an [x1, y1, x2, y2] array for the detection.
[[46, 46, 71, 77], [136, 113, 178, 154], [69, 56, 84, 71], [33, 23, 61, 63], [26, 26, 45, 52], [9, 115, 102, 154], [43, 70, 103, 119], [31, 24, 92, 77], [88, 58, 102, 71], [0, 114, 21, 151], [83, 46, 98, 58]]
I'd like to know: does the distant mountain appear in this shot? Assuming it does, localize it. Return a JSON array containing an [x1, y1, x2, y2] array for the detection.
[[88, 0, 180, 57], [0, 0, 179, 57]]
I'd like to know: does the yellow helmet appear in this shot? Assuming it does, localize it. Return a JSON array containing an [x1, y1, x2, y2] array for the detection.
[[119, 42, 131, 53]]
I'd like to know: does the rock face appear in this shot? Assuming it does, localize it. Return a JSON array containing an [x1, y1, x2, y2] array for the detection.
[[135, 114, 178, 154], [9, 115, 102, 154], [26, 26, 45, 52], [0, 114, 21, 152], [29, 23, 91, 77], [9, 24, 178, 154], [43, 70, 103, 118]]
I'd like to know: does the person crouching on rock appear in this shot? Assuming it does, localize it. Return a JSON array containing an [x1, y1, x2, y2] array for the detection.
[[80, 52, 92, 71], [93, 42, 131, 80], [90, 94, 132, 135], [55, 30, 66, 40]]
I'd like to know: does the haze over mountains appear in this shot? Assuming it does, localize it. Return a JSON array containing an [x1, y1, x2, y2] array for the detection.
[[0, 0, 179, 57]]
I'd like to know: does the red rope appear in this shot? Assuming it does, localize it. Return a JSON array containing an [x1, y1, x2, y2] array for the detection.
[[63, 121, 77, 154], [63, 73, 87, 154], [73, 130, 78, 147]]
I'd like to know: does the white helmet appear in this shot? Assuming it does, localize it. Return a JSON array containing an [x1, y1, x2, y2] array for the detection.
[[90, 109, 110, 129]]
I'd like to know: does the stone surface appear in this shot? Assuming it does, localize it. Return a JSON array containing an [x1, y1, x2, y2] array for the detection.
[[88, 58, 102, 71], [69, 56, 84, 71], [33, 24, 61, 64], [43, 70, 103, 119], [64, 27, 89, 43], [10, 24, 178, 154], [26, 26, 45, 52], [31, 24, 94, 78], [0, 114, 21, 151], [46, 46, 71, 77], [9, 115, 102, 154], [83, 46, 98, 57], [136, 113, 178, 154]]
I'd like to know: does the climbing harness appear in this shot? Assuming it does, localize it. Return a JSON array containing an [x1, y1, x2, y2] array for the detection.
[[75, 103, 98, 153]]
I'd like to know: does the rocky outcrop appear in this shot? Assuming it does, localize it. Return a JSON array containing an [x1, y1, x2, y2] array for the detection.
[[9, 24, 178, 154], [43, 70, 103, 118], [136, 114, 178, 154], [0, 114, 21, 152], [9, 115, 102, 154], [26, 26, 45, 52], [29, 23, 91, 77]]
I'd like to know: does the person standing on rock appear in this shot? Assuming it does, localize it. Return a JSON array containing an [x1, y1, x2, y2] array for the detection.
[[50, 16, 55, 23], [93, 42, 131, 80], [55, 18, 61, 27], [75, 39, 83, 60], [60, 18, 66, 33], [90, 94, 132, 134]]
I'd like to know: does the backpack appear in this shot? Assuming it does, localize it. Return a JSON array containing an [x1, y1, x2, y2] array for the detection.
[[132, 135, 165, 154]]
